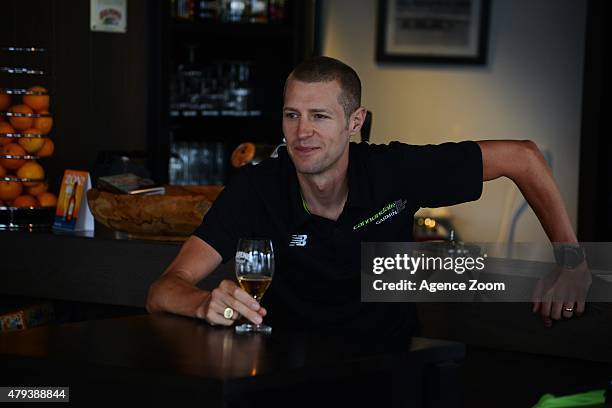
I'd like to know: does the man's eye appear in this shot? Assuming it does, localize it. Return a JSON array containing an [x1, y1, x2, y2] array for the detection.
[[314, 114, 329, 119], [284, 112, 298, 119]]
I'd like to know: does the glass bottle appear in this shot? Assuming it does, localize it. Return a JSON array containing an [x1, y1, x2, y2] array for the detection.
[[197, 0, 219, 21], [221, 0, 248, 22], [268, 0, 286, 22], [250, 0, 268, 23], [176, 45, 202, 111]]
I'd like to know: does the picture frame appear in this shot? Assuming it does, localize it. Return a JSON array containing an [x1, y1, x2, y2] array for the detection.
[[376, 0, 490, 64]]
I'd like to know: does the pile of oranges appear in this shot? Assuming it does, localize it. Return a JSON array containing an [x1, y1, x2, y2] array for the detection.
[[0, 86, 57, 208]]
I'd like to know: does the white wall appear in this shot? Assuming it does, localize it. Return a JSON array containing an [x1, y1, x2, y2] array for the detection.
[[321, 0, 586, 243]]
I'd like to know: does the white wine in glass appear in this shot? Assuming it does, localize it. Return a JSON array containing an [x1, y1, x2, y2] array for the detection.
[[238, 274, 272, 301], [235, 238, 274, 334]]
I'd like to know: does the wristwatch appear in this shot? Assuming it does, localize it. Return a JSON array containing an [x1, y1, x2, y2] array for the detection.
[[553, 244, 585, 269]]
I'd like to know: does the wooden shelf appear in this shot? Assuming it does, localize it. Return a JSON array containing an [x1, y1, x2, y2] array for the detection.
[[169, 109, 279, 121], [170, 109, 264, 118], [171, 18, 292, 38]]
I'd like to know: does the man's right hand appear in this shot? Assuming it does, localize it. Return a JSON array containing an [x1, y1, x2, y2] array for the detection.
[[147, 237, 268, 326], [197, 279, 267, 326]]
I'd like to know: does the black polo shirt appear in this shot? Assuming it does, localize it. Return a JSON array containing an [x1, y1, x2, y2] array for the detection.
[[195, 141, 482, 337]]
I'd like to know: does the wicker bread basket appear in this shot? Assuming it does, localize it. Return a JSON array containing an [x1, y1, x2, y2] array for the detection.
[[86, 185, 223, 240]]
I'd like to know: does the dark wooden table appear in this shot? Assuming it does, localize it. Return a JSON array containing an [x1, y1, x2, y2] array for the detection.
[[0, 313, 464, 407]]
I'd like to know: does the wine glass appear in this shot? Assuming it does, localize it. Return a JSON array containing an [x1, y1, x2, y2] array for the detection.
[[235, 238, 274, 334]]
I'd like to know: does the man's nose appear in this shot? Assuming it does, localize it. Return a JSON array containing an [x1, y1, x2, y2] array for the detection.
[[297, 118, 313, 139]]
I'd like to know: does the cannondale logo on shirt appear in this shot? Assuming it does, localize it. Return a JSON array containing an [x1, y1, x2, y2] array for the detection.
[[353, 199, 408, 230], [289, 234, 308, 247]]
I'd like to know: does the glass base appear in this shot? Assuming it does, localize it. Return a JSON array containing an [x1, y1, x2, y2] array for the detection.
[[235, 323, 272, 334]]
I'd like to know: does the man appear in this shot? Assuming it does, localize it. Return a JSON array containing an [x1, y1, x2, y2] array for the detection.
[[147, 56, 587, 334]]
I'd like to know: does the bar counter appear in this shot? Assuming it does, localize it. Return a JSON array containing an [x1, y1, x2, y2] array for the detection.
[[0, 313, 464, 406], [1, 229, 612, 406], [0, 229, 230, 308], [2, 230, 611, 359]]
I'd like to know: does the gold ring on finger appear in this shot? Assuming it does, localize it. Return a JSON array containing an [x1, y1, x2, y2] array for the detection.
[[223, 307, 234, 319]]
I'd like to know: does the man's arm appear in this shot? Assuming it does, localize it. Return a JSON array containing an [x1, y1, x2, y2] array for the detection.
[[146, 235, 265, 325], [477, 140, 577, 244], [477, 140, 590, 323]]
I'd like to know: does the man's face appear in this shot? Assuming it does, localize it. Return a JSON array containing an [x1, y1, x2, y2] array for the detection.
[[282, 79, 351, 176]]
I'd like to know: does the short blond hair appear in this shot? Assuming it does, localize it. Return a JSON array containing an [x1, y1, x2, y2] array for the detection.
[[285, 56, 361, 121]]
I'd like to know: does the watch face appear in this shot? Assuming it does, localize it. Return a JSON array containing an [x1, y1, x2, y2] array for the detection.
[[565, 249, 578, 267], [554, 245, 584, 268], [563, 247, 583, 268]]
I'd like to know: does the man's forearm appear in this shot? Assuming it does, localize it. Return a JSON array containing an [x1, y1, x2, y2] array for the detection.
[[146, 274, 210, 319], [510, 142, 577, 244]]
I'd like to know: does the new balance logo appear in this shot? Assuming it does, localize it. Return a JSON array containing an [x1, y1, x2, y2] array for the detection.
[[289, 234, 308, 247]]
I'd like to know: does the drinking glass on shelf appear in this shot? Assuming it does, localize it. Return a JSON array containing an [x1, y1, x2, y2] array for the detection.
[[168, 151, 185, 184], [235, 238, 274, 334]]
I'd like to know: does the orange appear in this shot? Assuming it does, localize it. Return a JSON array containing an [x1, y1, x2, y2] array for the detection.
[[0, 180, 23, 202], [16, 161, 44, 186], [37, 138, 54, 157], [13, 194, 38, 208], [26, 181, 48, 196], [0, 122, 15, 146], [8, 104, 34, 130], [0, 93, 11, 111], [32, 110, 53, 135], [37, 191, 57, 207], [17, 128, 45, 153], [0, 143, 27, 170], [23, 86, 49, 112], [0, 163, 6, 177]]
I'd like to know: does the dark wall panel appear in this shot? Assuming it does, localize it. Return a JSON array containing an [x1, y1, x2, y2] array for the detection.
[[52, 0, 149, 190], [1, 0, 149, 192]]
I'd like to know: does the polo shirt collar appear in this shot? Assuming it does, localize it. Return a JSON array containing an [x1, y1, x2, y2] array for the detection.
[[288, 165, 311, 227], [277, 148, 310, 228], [284, 143, 374, 228]]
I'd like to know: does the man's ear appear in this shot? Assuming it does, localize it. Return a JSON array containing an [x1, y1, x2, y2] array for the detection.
[[349, 107, 367, 136]]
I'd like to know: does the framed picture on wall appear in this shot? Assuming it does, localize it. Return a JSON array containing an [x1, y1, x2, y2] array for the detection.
[[376, 0, 490, 64]]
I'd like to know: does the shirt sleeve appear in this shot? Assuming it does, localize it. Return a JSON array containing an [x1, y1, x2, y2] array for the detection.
[[193, 167, 258, 263], [387, 141, 483, 208]]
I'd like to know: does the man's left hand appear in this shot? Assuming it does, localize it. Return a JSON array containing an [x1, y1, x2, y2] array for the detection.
[[532, 261, 592, 327]]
